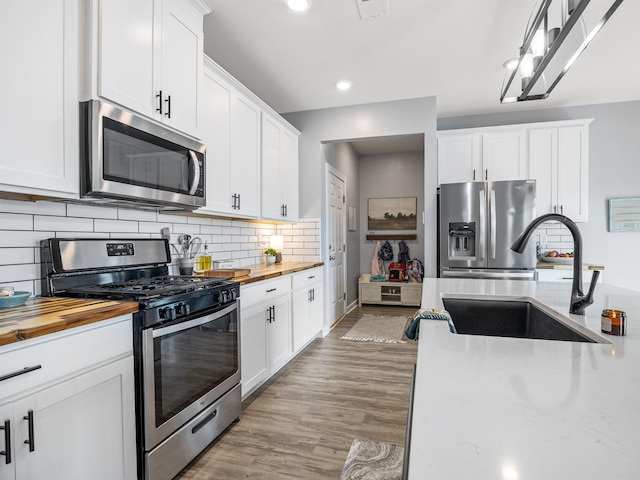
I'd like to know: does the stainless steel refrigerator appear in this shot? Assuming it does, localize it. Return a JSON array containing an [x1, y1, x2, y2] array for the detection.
[[439, 180, 537, 280]]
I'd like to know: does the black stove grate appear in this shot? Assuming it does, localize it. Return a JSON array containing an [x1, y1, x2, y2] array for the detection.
[[63, 275, 229, 301]]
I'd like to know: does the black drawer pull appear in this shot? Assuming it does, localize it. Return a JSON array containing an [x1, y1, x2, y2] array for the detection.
[[0, 365, 42, 383], [266, 288, 277, 293], [0, 419, 11, 464]]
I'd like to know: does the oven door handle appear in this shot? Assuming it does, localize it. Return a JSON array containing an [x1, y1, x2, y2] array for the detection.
[[152, 302, 237, 338]]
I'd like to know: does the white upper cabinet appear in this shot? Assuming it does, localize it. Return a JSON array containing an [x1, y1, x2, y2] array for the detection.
[[0, 0, 79, 198], [437, 128, 526, 184], [437, 133, 481, 184], [230, 94, 262, 218], [93, 0, 209, 138], [198, 60, 261, 218], [261, 112, 300, 222], [481, 129, 527, 181], [528, 120, 591, 222]]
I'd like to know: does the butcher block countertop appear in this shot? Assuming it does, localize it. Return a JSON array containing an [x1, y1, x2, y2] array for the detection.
[[0, 297, 139, 347], [199, 261, 324, 286]]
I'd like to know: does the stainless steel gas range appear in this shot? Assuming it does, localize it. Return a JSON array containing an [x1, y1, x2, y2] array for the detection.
[[40, 238, 241, 480]]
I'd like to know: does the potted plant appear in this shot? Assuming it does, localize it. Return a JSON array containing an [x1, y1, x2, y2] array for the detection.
[[264, 247, 278, 265]]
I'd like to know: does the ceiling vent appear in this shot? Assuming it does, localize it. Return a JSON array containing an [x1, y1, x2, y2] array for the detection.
[[355, 0, 389, 20]]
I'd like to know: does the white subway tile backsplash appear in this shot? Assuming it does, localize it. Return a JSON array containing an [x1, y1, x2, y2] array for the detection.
[[139, 222, 172, 234], [34, 215, 93, 232], [66, 203, 118, 219], [0, 263, 40, 283], [0, 212, 33, 230], [0, 248, 34, 265], [0, 231, 55, 248], [118, 208, 157, 221], [0, 199, 66, 216], [157, 212, 189, 224], [200, 225, 223, 235], [94, 219, 139, 233], [0, 197, 320, 288], [222, 226, 242, 235], [187, 216, 213, 225]]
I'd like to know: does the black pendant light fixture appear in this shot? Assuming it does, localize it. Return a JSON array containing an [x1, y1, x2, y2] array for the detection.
[[500, 0, 625, 104]]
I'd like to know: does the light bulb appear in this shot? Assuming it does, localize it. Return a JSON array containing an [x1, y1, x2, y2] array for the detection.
[[531, 29, 546, 57], [519, 53, 534, 79], [336, 80, 352, 91]]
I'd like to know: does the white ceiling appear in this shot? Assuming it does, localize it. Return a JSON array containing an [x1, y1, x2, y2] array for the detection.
[[202, 0, 640, 120]]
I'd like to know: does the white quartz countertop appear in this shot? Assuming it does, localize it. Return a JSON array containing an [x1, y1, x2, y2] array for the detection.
[[409, 278, 640, 479]]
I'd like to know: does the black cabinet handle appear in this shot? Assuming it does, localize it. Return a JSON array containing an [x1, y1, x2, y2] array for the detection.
[[156, 90, 163, 114], [165, 95, 171, 118], [237, 194, 240, 210], [485, 168, 488, 180], [0, 365, 42, 383], [23, 410, 34, 453], [266, 306, 272, 323], [472, 169, 476, 181], [266, 288, 277, 293], [0, 419, 11, 465]]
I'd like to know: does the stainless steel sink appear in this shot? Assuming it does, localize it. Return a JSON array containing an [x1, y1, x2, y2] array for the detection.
[[441, 294, 610, 344]]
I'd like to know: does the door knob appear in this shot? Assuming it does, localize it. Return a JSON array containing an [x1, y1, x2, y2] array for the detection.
[[329, 256, 335, 261]]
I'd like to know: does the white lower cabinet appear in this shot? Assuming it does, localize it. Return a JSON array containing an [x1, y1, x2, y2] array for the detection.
[[240, 277, 292, 398], [291, 268, 324, 353], [0, 315, 136, 480]]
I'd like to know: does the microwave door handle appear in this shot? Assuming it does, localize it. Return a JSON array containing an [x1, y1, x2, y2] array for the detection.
[[188, 150, 201, 195]]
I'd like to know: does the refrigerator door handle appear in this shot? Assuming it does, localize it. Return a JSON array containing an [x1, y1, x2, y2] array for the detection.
[[489, 189, 497, 259], [478, 189, 485, 261]]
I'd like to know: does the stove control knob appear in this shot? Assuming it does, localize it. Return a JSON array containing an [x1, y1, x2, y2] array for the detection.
[[160, 306, 176, 321], [220, 290, 229, 303], [176, 303, 190, 317], [230, 289, 237, 301]]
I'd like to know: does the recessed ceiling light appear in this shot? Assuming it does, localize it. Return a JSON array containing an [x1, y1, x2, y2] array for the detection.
[[287, 0, 311, 12], [336, 80, 352, 91]]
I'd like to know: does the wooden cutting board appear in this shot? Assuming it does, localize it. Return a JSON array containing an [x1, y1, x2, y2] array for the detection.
[[200, 268, 251, 278]]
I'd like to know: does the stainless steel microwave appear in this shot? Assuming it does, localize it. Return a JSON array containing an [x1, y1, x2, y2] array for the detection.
[[79, 100, 205, 210]]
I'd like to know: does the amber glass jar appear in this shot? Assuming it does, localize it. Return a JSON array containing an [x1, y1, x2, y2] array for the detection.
[[601, 309, 627, 336]]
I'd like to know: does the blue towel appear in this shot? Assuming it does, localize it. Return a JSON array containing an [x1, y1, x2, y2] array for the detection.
[[405, 308, 452, 341]]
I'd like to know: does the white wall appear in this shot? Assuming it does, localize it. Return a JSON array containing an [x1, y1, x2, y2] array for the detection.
[[438, 100, 640, 291]]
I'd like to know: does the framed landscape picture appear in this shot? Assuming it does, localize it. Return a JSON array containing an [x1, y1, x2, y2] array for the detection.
[[367, 197, 417, 230]]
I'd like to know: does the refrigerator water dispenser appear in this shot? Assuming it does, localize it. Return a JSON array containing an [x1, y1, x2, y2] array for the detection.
[[448, 222, 476, 258]]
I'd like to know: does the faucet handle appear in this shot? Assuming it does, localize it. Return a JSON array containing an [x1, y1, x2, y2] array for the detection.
[[570, 270, 600, 315]]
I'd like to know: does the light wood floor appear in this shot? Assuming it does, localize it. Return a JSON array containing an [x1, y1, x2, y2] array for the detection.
[[176, 305, 419, 480]]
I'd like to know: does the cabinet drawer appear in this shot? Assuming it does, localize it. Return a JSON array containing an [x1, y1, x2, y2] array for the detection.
[[240, 276, 291, 308], [292, 267, 323, 290], [0, 315, 132, 401]]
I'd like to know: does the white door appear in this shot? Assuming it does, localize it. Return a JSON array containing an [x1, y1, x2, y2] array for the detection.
[[326, 167, 346, 326]]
